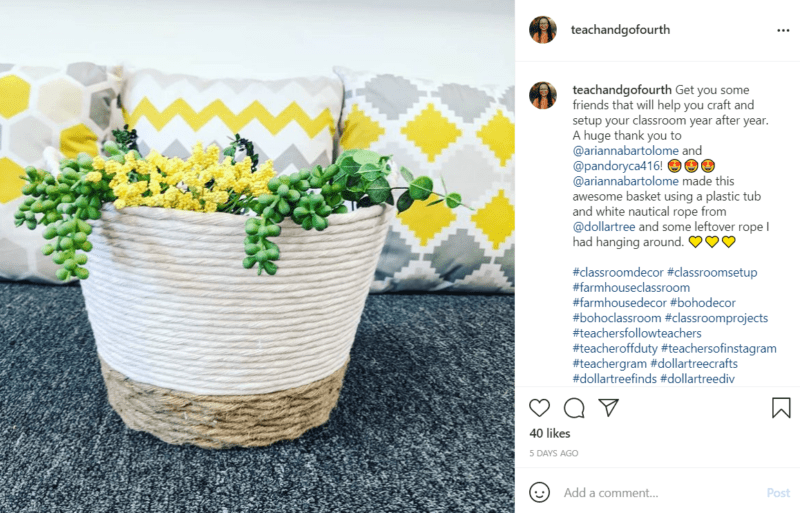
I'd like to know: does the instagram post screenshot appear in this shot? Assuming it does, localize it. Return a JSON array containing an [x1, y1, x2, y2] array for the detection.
[[518, 1, 798, 511], [0, 1, 514, 511]]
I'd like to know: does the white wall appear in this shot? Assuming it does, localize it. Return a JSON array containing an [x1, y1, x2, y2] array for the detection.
[[0, 0, 513, 85]]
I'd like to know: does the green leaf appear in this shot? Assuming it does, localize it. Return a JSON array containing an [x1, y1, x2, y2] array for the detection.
[[445, 193, 462, 209], [333, 173, 349, 190], [385, 190, 395, 206], [396, 191, 414, 213], [357, 196, 373, 209], [339, 156, 360, 176], [366, 176, 391, 204], [400, 166, 414, 184], [427, 199, 444, 207], [358, 163, 381, 172], [337, 149, 359, 162], [408, 176, 433, 200], [352, 150, 381, 165], [358, 163, 383, 181], [342, 190, 361, 202], [347, 175, 363, 189]]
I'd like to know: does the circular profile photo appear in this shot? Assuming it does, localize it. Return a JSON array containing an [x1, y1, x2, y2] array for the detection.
[[530, 16, 557, 44], [530, 82, 557, 110]]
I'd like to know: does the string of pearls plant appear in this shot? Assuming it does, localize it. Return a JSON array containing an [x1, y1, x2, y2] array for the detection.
[[16, 128, 466, 279]]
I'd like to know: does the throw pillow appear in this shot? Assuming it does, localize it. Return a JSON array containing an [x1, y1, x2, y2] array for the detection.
[[0, 62, 122, 283], [120, 69, 343, 176], [334, 67, 514, 293]]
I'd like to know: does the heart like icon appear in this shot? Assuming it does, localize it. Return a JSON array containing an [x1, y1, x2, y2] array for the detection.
[[722, 236, 735, 247], [529, 399, 550, 417], [689, 236, 702, 248], [706, 236, 719, 248]]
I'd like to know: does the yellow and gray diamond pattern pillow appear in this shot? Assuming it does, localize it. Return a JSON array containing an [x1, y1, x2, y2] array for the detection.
[[334, 67, 515, 293], [120, 69, 343, 175], [0, 62, 122, 283]]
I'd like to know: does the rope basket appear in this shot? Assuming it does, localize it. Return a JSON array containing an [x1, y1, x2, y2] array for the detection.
[[82, 203, 393, 449]]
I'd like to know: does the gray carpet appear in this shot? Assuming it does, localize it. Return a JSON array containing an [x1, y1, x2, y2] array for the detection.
[[0, 282, 513, 512]]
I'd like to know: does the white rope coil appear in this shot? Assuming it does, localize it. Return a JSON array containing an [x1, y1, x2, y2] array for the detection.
[[82, 204, 393, 395]]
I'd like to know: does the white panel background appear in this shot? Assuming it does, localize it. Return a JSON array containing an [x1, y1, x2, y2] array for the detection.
[[0, 0, 513, 85]]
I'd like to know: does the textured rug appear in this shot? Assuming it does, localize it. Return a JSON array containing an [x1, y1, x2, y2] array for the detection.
[[0, 282, 513, 512]]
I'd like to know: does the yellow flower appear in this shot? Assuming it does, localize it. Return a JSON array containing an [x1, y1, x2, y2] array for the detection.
[[85, 171, 103, 183], [102, 140, 278, 214], [149, 181, 160, 195], [249, 162, 276, 196]]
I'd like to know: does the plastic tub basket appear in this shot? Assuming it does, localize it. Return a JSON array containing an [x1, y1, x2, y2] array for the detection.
[[81, 203, 393, 449]]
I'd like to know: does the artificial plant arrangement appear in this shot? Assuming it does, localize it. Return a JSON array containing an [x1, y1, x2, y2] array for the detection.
[[15, 127, 465, 280]]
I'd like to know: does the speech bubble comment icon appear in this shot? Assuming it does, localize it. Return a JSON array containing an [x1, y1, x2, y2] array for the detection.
[[564, 398, 585, 418]]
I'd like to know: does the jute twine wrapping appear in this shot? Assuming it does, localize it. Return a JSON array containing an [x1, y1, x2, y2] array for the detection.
[[99, 356, 349, 449], [81, 204, 392, 448]]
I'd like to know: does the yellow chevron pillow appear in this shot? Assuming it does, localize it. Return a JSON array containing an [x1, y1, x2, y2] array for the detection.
[[120, 69, 343, 175], [335, 67, 515, 293]]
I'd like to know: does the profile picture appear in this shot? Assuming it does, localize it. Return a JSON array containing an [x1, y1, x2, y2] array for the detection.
[[530, 16, 557, 44], [530, 82, 556, 110]]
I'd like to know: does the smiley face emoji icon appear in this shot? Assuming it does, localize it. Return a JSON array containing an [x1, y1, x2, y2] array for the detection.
[[685, 159, 699, 172], [668, 159, 681, 173], [530, 482, 550, 503], [702, 159, 715, 172]]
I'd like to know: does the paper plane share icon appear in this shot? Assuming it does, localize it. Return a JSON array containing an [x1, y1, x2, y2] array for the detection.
[[599, 399, 619, 417]]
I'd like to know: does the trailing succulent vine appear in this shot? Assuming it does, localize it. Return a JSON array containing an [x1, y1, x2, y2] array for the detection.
[[16, 128, 465, 279]]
